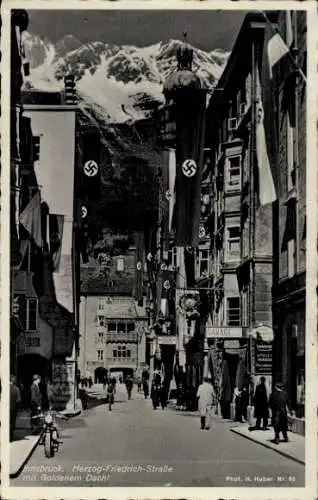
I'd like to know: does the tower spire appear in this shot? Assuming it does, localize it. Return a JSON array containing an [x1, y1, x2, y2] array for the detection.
[[177, 31, 193, 71]]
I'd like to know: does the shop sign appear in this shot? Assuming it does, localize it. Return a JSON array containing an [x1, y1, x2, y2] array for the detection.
[[206, 326, 243, 338], [157, 335, 177, 345], [255, 342, 272, 375]]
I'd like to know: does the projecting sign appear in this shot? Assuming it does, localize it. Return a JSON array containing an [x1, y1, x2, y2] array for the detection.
[[199, 225, 206, 238], [163, 280, 171, 290], [81, 206, 88, 218], [165, 190, 172, 201], [136, 261, 142, 271], [182, 159, 197, 178], [83, 160, 99, 177]]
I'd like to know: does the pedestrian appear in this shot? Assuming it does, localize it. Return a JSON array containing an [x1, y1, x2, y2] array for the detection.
[[269, 382, 289, 444], [151, 373, 161, 410], [137, 377, 142, 393], [88, 376, 93, 388], [107, 379, 115, 411], [125, 376, 133, 400], [196, 377, 215, 430], [10, 375, 21, 441], [30, 374, 42, 433], [142, 368, 150, 399], [253, 376, 269, 430]]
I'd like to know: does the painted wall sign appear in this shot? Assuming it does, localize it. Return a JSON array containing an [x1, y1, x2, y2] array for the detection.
[[254, 342, 273, 374]]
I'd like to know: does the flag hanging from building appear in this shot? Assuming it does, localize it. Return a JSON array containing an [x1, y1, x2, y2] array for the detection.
[[134, 231, 144, 304], [19, 191, 43, 248], [49, 214, 64, 272], [265, 11, 306, 83], [255, 68, 277, 206], [160, 150, 170, 252], [174, 88, 207, 247], [267, 32, 290, 78], [167, 149, 176, 233]]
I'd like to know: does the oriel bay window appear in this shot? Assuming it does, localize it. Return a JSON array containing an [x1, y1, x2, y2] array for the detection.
[[107, 322, 136, 333]]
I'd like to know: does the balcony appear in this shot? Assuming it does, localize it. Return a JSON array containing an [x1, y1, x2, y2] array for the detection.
[[105, 357, 137, 364], [106, 332, 138, 343]]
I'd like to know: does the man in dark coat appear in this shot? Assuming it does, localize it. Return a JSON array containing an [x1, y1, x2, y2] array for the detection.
[[30, 374, 43, 433], [10, 375, 21, 441], [269, 382, 289, 444], [253, 376, 269, 429], [125, 376, 133, 400]]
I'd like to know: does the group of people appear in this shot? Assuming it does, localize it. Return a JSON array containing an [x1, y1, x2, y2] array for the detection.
[[10, 373, 53, 441], [196, 376, 290, 444]]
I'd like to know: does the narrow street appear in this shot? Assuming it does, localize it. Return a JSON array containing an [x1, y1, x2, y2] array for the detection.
[[12, 390, 304, 487]]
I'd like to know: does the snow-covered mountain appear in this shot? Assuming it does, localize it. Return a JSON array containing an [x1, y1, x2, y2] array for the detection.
[[22, 32, 229, 125]]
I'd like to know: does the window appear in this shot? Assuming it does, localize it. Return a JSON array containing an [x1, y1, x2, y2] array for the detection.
[[117, 323, 126, 333], [107, 322, 117, 332], [117, 257, 124, 272], [26, 298, 37, 331], [98, 300, 104, 311], [112, 346, 131, 360], [241, 289, 249, 327], [226, 156, 241, 189], [97, 316, 105, 327], [97, 350, 104, 361], [168, 246, 177, 268], [226, 226, 240, 260], [127, 323, 135, 333], [198, 249, 210, 278], [288, 238, 296, 278], [98, 332, 104, 340], [227, 297, 241, 326]]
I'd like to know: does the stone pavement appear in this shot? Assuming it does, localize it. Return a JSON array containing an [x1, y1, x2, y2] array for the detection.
[[231, 425, 305, 465], [167, 400, 305, 465], [10, 410, 42, 478]]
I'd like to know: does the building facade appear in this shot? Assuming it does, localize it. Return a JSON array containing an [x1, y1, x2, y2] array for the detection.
[[10, 9, 30, 377], [271, 11, 306, 420], [79, 294, 147, 382], [205, 13, 278, 408], [19, 86, 81, 411]]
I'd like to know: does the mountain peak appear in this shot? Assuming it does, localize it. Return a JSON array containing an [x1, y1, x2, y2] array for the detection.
[[55, 34, 83, 57]]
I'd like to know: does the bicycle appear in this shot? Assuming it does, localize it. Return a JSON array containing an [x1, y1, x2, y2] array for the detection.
[[32, 409, 68, 458]]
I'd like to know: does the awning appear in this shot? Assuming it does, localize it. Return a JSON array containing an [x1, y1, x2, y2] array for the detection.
[[250, 324, 274, 342]]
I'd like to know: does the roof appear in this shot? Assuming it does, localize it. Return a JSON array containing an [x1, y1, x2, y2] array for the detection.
[[97, 296, 145, 319]]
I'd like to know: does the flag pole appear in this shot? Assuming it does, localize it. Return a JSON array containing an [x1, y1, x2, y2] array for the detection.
[[262, 11, 307, 83]]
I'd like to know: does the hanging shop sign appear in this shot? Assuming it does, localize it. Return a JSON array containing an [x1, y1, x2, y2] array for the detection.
[[81, 206, 88, 219], [181, 159, 197, 178], [254, 341, 273, 375]]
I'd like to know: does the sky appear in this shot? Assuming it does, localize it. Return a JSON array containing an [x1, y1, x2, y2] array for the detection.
[[27, 10, 247, 51]]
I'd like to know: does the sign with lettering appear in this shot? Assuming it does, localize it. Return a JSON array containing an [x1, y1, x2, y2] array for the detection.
[[206, 326, 243, 338], [255, 342, 272, 375]]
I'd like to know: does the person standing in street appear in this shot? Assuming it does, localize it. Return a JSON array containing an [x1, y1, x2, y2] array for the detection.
[[269, 382, 289, 444], [196, 377, 215, 430], [253, 376, 269, 430], [30, 374, 42, 433], [10, 375, 21, 441], [142, 368, 149, 399], [125, 375, 133, 400]]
